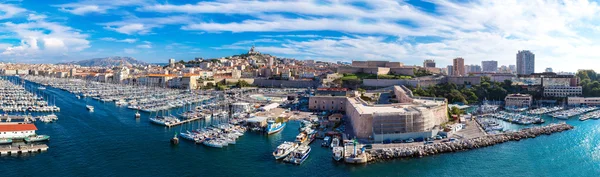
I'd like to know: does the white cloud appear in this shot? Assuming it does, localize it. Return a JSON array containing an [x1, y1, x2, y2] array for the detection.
[[102, 16, 192, 35], [27, 14, 47, 21], [136, 44, 151, 48], [1, 18, 90, 58], [99, 37, 137, 43], [0, 3, 26, 20], [104, 23, 147, 35], [55, 0, 150, 15], [60, 5, 106, 15]]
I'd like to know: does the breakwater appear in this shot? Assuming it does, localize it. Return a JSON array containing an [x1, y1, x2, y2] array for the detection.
[[369, 123, 574, 162]]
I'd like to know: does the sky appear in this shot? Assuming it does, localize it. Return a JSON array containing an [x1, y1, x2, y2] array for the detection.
[[1, 0, 600, 72]]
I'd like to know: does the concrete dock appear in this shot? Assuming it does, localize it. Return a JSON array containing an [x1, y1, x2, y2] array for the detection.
[[166, 117, 203, 128], [0, 144, 48, 155]]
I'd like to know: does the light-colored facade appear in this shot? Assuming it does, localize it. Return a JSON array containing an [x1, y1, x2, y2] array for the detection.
[[482, 60, 498, 72], [568, 97, 600, 106], [446, 65, 453, 76], [543, 86, 582, 98], [309, 86, 448, 141], [504, 94, 532, 108], [0, 124, 37, 139], [453, 58, 465, 76], [517, 50, 535, 75]]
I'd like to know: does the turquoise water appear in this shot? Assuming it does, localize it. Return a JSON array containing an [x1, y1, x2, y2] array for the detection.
[[2, 80, 600, 176]]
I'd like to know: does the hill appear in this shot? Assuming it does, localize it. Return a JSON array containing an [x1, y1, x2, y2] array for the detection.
[[58, 56, 148, 67]]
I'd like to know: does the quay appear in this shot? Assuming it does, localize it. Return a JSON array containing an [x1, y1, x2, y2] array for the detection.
[[368, 123, 574, 162], [165, 117, 203, 128], [0, 144, 48, 155]]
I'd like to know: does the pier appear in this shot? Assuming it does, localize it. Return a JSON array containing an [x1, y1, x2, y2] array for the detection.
[[165, 117, 203, 128], [368, 123, 574, 162], [0, 144, 48, 155]]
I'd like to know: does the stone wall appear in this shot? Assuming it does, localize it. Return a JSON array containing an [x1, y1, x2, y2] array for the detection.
[[308, 96, 348, 111]]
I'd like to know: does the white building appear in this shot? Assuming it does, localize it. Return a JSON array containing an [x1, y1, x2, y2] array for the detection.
[[0, 123, 37, 139], [505, 94, 532, 108], [568, 97, 600, 106], [169, 58, 176, 66], [543, 86, 582, 98]]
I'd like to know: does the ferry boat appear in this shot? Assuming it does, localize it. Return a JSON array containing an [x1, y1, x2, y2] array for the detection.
[[24, 135, 50, 143], [284, 145, 311, 165], [332, 146, 344, 161], [273, 141, 298, 160], [86, 105, 94, 111], [265, 120, 285, 135], [0, 138, 12, 144]]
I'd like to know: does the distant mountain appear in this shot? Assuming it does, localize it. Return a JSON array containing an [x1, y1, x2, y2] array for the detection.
[[58, 56, 149, 67]]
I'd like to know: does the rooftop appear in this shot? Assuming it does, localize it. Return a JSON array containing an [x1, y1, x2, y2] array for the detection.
[[0, 124, 37, 132]]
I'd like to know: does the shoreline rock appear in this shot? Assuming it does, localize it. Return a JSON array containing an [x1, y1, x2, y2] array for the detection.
[[368, 123, 574, 162]]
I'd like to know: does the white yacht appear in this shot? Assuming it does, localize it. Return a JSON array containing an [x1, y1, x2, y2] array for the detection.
[[332, 146, 344, 161], [86, 105, 94, 111], [273, 142, 298, 160]]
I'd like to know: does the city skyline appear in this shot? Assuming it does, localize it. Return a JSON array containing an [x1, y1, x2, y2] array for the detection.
[[1, 0, 599, 72]]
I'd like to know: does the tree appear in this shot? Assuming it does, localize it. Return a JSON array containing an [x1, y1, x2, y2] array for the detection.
[[236, 80, 251, 88]]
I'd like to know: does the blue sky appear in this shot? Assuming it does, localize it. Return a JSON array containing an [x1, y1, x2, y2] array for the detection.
[[2, 0, 600, 72]]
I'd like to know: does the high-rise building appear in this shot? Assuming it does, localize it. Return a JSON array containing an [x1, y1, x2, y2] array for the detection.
[[516, 50, 535, 75], [482, 60, 498, 72], [168, 58, 175, 66], [465, 65, 481, 74], [423, 59, 436, 68], [509, 65, 516, 73], [446, 65, 454, 76], [453, 58, 465, 76]]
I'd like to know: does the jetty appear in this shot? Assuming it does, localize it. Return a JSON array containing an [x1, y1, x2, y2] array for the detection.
[[368, 123, 574, 162], [165, 117, 204, 128], [0, 144, 48, 155]]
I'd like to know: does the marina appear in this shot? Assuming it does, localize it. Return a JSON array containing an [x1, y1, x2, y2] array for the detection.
[[3, 77, 600, 176], [550, 107, 598, 119]]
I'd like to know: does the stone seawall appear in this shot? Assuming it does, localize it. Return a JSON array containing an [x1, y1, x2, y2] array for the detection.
[[369, 123, 574, 162]]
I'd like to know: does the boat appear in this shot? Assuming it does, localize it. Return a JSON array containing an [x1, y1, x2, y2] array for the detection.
[[330, 137, 340, 148], [37, 86, 46, 90], [295, 133, 308, 144], [24, 135, 50, 143], [203, 138, 224, 148], [86, 105, 94, 111], [273, 141, 298, 160], [265, 120, 286, 135], [284, 145, 311, 165], [322, 136, 331, 147], [135, 111, 141, 118], [332, 146, 344, 161], [0, 138, 12, 144], [171, 133, 179, 145]]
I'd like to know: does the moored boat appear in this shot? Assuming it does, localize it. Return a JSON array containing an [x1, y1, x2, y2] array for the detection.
[[266, 120, 285, 135], [332, 146, 344, 161], [24, 135, 50, 143], [0, 138, 13, 144], [273, 141, 298, 160], [284, 145, 311, 165]]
